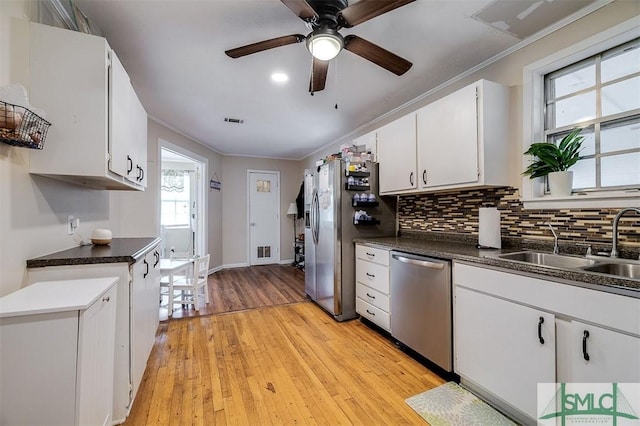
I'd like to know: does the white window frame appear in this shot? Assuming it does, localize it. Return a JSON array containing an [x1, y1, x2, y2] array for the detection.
[[521, 17, 640, 210]]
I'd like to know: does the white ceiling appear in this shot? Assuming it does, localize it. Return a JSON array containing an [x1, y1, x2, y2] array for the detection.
[[74, 0, 600, 160]]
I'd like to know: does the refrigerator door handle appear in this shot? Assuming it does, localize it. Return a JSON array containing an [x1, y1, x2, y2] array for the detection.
[[311, 190, 319, 244]]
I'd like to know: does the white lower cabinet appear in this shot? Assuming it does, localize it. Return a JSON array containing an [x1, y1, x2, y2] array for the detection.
[[355, 245, 391, 331], [455, 286, 555, 420], [27, 243, 161, 424], [131, 249, 161, 400], [0, 278, 117, 426], [454, 262, 640, 423], [567, 320, 640, 383]]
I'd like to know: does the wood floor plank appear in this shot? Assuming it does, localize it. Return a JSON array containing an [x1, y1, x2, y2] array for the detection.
[[129, 265, 446, 425], [162, 264, 306, 320]]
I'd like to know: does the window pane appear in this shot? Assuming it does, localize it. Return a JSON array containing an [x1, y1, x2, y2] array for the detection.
[[553, 91, 596, 127], [601, 119, 640, 153], [174, 201, 190, 225], [601, 152, 640, 187], [602, 76, 640, 117], [551, 64, 595, 98], [161, 201, 177, 226], [601, 44, 640, 83], [569, 158, 595, 189]]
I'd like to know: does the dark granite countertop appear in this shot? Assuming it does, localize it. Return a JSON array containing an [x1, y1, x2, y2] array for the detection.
[[27, 237, 162, 268], [354, 232, 640, 299]]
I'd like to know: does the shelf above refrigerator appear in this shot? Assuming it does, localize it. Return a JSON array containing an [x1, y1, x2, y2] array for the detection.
[[345, 183, 370, 191], [352, 200, 379, 207]]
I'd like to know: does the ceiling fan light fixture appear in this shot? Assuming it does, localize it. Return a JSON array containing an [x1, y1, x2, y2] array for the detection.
[[306, 30, 343, 61]]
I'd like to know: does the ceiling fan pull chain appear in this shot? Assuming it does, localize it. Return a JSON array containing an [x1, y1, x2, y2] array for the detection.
[[335, 58, 339, 109]]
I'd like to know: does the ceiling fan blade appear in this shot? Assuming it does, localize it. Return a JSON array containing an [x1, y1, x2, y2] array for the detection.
[[309, 58, 329, 93], [338, 0, 416, 28], [280, 0, 318, 21], [225, 34, 305, 58], [344, 35, 412, 76]]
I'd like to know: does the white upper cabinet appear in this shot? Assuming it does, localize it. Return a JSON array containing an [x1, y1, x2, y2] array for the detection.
[[28, 22, 147, 191], [417, 79, 510, 191], [377, 113, 417, 194], [377, 79, 510, 195]]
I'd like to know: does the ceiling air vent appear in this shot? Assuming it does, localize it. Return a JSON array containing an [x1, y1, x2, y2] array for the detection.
[[224, 117, 244, 124]]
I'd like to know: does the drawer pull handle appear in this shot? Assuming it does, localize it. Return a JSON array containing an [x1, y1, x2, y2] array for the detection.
[[366, 293, 375, 299], [537, 317, 545, 345], [102, 296, 110, 302], [366, 273, 375, 278], [582, 330, 590, 361], [366, 252, 375, 257], [366, 309, 375, 316]]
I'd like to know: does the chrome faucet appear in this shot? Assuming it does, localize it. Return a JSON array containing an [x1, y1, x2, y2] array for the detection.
[[611, 207, 640, 258], [546, 222, 559, 254]]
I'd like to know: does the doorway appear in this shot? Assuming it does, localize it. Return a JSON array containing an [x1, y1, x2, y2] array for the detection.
[[160, 144, 207, 259], [248, 170, 280, 265]]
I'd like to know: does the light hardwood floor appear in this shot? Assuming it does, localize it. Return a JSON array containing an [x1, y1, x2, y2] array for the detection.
[[129, 301, 445, 425], [160, 265, 307, 320]]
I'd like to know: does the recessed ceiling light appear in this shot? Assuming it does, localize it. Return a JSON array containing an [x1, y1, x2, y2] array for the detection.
[[271, 72, 289, 83]]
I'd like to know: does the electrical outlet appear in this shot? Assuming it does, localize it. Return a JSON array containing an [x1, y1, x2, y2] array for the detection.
[[67, 215, 75, 235]]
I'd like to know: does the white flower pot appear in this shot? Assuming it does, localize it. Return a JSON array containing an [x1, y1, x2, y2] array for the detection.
[[548, 171, 573, 197]]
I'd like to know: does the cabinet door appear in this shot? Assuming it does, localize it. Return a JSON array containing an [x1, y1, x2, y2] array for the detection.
[[29, 23, 110, 177], [417, 83, 479, 188], [377, 114, 417, 194], [569, 320, 640, 383], [130, 257, 148, 398], [455, 286, 555, 419], [109, 51, 133, 181], [131, 88, 148, 187], [131, 249, 161, 402], [77, 284, 117, 426]]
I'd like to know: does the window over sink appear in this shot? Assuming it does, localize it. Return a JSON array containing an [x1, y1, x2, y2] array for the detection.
[[522, 18, 640, 209]]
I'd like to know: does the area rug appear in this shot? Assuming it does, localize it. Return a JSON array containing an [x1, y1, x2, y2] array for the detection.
[[406, 382, 517, 426]]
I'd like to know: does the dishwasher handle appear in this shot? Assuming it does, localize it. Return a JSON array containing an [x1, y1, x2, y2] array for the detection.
[[392, 254, 445, 270]]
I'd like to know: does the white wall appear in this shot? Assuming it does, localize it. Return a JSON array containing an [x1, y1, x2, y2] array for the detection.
[[0, 1, 117, 294], [0, 1, 224, 295], [221, 156, 303, 267], [145, 119, 224, 269], [301, 1, 640, 184]]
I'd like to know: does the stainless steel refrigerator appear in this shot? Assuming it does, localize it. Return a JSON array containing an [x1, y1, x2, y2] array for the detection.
[[304, 160, 396, 321]]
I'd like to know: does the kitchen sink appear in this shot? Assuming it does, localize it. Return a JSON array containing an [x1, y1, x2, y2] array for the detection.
[[582, 263, 640, 280], [496, 251, 598, 269]]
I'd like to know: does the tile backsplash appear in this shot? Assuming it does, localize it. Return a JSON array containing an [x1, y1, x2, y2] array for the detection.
[[398, 187, 639, 249]]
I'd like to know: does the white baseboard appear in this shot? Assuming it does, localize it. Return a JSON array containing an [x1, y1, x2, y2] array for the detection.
[[221, 262, 250, 269], [210, 261, 298, 274]]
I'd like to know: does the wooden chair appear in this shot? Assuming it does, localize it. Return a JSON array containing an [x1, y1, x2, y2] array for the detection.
[[161, 254, 210, 315]]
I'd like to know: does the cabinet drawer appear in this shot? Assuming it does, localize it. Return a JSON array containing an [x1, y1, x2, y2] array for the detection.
[[356, 245, 390, 266], [356, 298, 391, 331], [356, 259, 390, 295], [356, 283, 390, 312]]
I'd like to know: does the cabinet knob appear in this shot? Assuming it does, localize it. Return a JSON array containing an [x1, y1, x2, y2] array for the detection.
[[127, 156, 133, 174], [409, 171, 414, 186], [102, 296, 110, 302], [366, 293, 376, 300], [366, 252, 375, 257], [366, 309, 376, 316], [422, 170, 427, 185], [366, 272, 375, 279]]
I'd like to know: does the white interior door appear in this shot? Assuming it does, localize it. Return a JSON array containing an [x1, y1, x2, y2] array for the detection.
[[249, 171, 280, 265]]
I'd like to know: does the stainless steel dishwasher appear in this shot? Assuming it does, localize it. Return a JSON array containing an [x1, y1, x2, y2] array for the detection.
[[390, 251, 452, 372]]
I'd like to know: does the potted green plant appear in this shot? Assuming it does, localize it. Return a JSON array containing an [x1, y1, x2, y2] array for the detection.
[[522, 128, 584, 197]]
